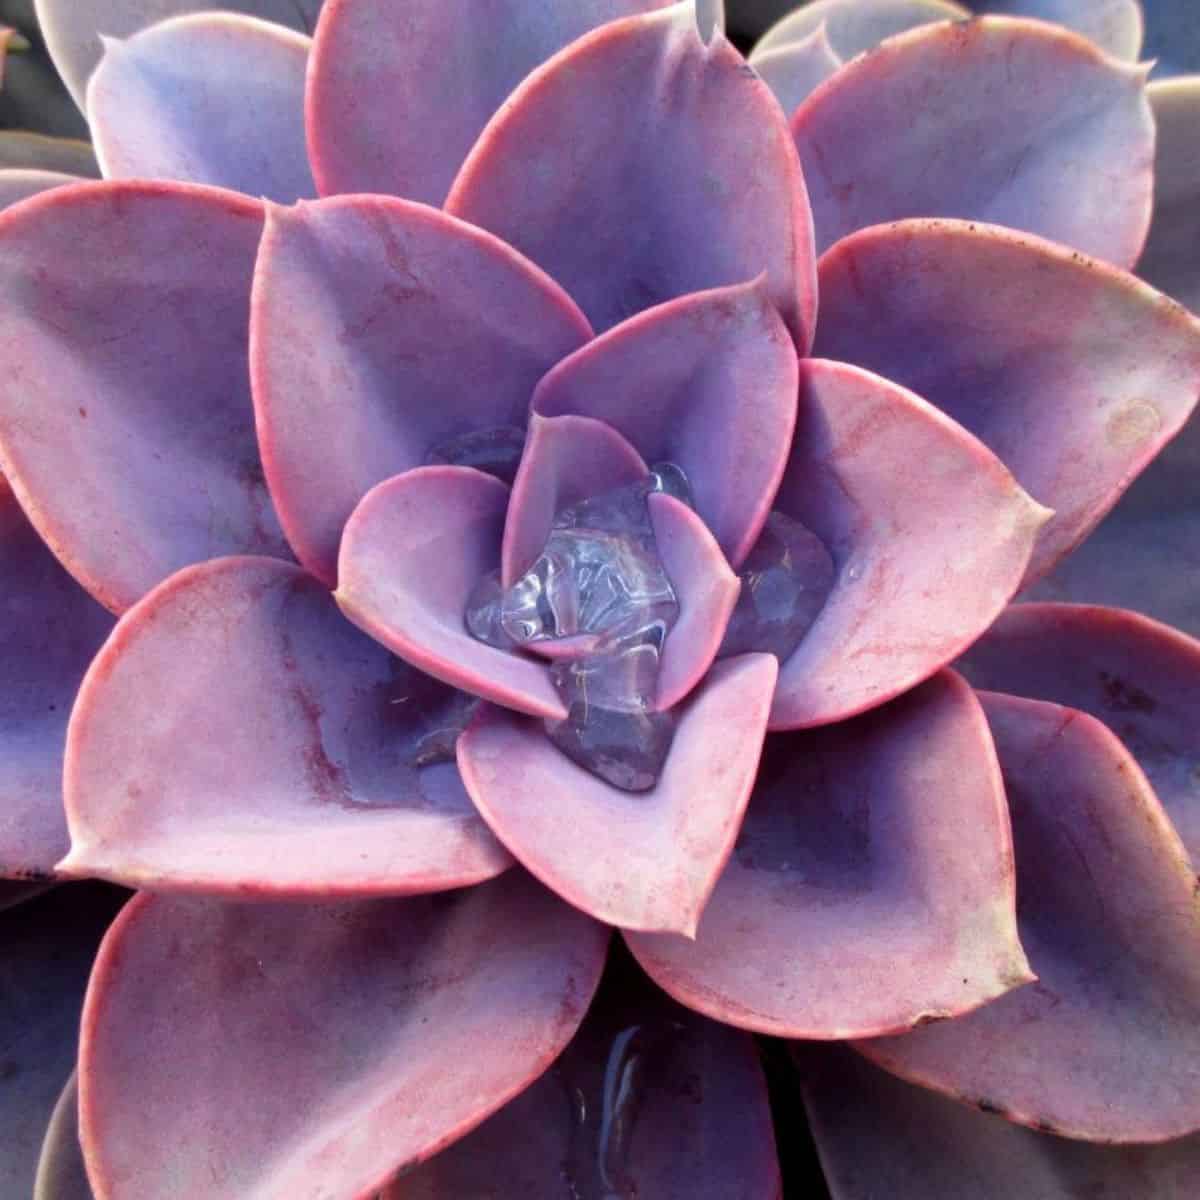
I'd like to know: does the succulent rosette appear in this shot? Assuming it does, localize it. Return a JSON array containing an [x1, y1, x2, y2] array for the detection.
[[1, 0, 1200, 1197]]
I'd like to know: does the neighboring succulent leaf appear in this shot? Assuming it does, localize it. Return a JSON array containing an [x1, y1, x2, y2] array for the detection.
[[754, 0, 968, 58], [858, 692, 1200, 1142], [768, 358, 1048, 730], [447, 1, 817, 343], [251, 194, 590, 586], [337, 467, 567, 720], [34, 0, 324, 107], [0, 168, 81, 207], [530, 280, 799, 569], [797, 1043, 1200, 1200], [458, 654, 776, 936], [86, 13, 314, 202], [0, 131, 97, 175], [626, 671, 1032, 1035], [387, 948, 780, 1199], [814, 219, 1200, 589], [984, 0, 1142, 58], [748, 25, 842, 117], [34, 1074, 92, 1200], [792, 17, 1154, 264], [958, 603, 1200, 863], [80, 874, 608, 1200], [0, 181, 292, 613], [0, 884, 126, 1198], [307, 0, 674, 205], [60, 556, 512, 896], [0, 479, 113, 878]]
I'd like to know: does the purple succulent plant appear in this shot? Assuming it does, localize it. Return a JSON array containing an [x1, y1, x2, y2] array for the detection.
[[1, 0, 1200, 1197]]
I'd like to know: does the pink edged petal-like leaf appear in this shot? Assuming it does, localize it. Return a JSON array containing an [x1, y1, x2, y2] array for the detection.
[[79, 873, 609, 1200], [627, 670, 1032, 1037], [34, 1074, 92, 1200], [0, 180, 291, 614], [749, 26, 843, 118], [858, 692, 1200, 1142], [987, 0, 1142, 59], [532, 280, 799, 568], [87, 14, 314, 203], [0, 169, 82, 209], [387, 947, 780, 1200], [251, 194, 591, 586], [1139, 78, 1200, 315], [459, 654, 777, 936], [0, 133, 98, 176], [60, 555, 512, 896], [502, 413, 648, 586], [0, 480, 114, 879], [792, 16, 1154, 263], [958, 603, 1200, 864], [307, 0, 675, 206], [797, 1042, 1200, 1200], [648, 492, 740, 710], [35, 0, 323, 108], [755, 0, 968, 58], [0, 883, 126, 1198], [337, 467, 566, 720], [815, 219, 1200, 588], [447, 2, 817, 342], [769, 357, 1048, 730]]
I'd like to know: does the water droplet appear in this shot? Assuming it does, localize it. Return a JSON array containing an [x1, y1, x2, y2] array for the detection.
[[426, 424, 526, 484], [719, 510, 835, 662]]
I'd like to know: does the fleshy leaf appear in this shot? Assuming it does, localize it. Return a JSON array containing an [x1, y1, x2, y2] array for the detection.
[[626, 671, 1032, 1036], [35, 0, 323, 108], [0, 883, 125, 1198], [501, 413, 648, 587], [34, 1074, 92, 1200], [307, 0, 675, 205], [532, 280, 799, 568], [337, 467, 567, 719], [814, 219, 1200, 588], [858, 692, 1200, 1142], [1139, 78, 1200, 314], [749, 26, 842, 118], [755, 0, 968, 58], [797, 1042, 1200, 1200], [0, 180, 291, 613], [60, 555, 512, 896], [387, 946, 780, 1199], [0, 132, 98, 176], [79, 874, 608, 1200], [958, 602, 1200, 864], [0, 479, 114, 878], [791, 16, 1154, 264], [447, 2, 817, 342], [768, 357, 1048, 730], [251, 194, 590, 585], [986, 0, 1142, 59], [0, 168, 79, 209], [87, 13, 314, 203], [458, 654, 777, 936]]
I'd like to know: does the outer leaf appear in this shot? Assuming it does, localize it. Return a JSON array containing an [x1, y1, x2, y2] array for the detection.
[[34, 1074, 92, 1200], [958, 603, 1200, 863], [0, 479, 114, 878], [60, 556, 512, 896], [858, 692, 1200, 1142], [0, 180, 291, 614], [814, 219, 1200, 587], [447, 1, 817, 343], [307, 0, 674, 205], [792, 16, 1154, 263], [755, 0, 968, 58], [625, 671, 1032, 1036], [337, 467, 567, 720], [86, 13, 314, 203], [387, 948, 780, 1199], [531, 280, 799, 569], [251, 194, 590, 586], [986, 1, 1141, 59], [0, 133, 96, 175], [458, 654, 777, 936], [798, 1043, 1200, 1200], [79, 874, 608, 1200], [0, 168, 81, 208], [769, 358, 1048, 730], [34, 0, 323, 107], [749, 26, 842, 118]]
